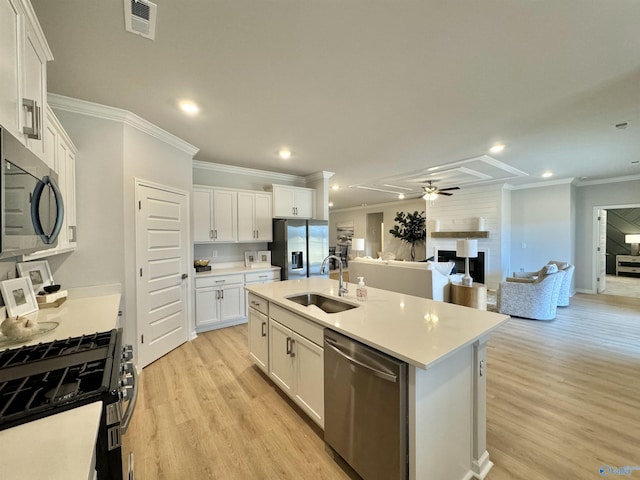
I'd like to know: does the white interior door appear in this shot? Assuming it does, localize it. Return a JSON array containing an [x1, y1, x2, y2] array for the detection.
[[136, 182, 189, 368], [597, 209, 607, 293]]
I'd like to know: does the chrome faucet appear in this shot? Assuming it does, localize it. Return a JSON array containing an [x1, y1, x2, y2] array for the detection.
[[321, 255, 348, 297]]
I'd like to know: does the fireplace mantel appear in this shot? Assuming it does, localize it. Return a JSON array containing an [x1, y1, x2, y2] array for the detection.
[[431, 231, 490, 239]]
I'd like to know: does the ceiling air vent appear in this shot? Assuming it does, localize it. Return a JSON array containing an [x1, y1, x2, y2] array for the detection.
[[124, 0, 157, 40]]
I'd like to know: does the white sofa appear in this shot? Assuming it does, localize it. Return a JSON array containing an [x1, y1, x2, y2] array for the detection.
[[349, 257, 452, 301]]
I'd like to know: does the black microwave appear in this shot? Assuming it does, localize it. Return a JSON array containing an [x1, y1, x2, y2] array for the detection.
[[0, 125, 64, 259]]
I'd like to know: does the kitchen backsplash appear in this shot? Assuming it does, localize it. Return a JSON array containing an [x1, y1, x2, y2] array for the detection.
[[194, 243, 269, 267]]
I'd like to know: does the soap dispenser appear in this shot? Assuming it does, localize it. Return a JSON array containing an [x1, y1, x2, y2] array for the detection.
[[356, 276, 367, 301]]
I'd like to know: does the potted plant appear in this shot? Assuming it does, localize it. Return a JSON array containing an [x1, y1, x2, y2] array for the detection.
[[389, 211, 426, 261]]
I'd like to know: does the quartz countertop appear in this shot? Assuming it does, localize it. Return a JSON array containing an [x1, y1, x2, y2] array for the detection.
[[0, 401, 103, 480], [245, 278, 509, 369], [0, 293, 121, 351]]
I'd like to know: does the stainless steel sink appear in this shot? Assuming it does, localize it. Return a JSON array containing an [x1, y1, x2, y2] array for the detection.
[[285, 293, 359, 314]]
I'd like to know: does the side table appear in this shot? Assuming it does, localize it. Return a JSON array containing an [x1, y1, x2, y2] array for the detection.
[[450, 283, 487, 310]]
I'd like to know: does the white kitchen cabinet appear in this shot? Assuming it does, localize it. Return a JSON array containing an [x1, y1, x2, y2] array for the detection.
[[0, 0, 52, 159], [0, 0, 21, 139], [193, 187, 238, 243], [247, 293, 269, 374], [237, 191, 272, 242], [195, 274, 245, 331], [272, 184, 315, 219], [268, 304, 324, 427]]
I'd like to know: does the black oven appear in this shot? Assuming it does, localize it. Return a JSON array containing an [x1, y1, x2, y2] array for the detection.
[[0, 329, 137, 479], [0, 124, 65, 258]]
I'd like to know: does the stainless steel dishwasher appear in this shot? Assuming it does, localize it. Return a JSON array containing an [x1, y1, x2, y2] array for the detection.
[[324, 329, 408, 480]]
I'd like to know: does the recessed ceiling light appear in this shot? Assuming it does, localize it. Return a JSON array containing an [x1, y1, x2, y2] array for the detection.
[[328, 202, 334, 207], [398, 193, 405, 200], [332, 185, 340, 191], [179, 100, 199, 115], [278, 148, 292, 160], [489, 144, 505, 154], [542, 171, 553, 178]]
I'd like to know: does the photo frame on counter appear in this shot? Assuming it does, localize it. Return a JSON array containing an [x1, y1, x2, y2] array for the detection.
[[16, 260, 54, 294], [244, 251, 257, 267], [0, 277, 39, 318], [257, 250, 271, 265]]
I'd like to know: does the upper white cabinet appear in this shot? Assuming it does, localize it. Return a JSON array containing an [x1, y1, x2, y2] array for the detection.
[[193, 186, 272, 243], [237, 191, 272, 242], [0, 0, 53, 159], [272, 184, 315, 218], [193, 187, 237, 243]]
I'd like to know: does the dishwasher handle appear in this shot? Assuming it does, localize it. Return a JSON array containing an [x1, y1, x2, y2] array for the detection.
[[325, 337, 398, 383]]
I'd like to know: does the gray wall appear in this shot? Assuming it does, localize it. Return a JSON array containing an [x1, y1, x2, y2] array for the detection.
[[510, 182, 575, 273], [48, 106, 194, 348]]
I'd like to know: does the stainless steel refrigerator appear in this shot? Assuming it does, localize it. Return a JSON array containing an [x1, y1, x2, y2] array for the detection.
[[269, 219, 329, 280]]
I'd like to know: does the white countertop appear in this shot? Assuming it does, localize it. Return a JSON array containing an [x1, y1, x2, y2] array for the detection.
[[1, 293, 121, 351], [1, 293, 121, 479], [245, 278, 509, 369], [0, 401, 102, 480]]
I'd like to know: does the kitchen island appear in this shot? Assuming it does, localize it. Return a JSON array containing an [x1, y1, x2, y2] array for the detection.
[[245, 277, 509, 480]]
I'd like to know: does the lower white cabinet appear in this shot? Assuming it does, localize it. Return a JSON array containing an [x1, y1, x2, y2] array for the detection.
[[247, 293, 269, 374], [267, 304, 324, 427], [195, 274, 245, 330]]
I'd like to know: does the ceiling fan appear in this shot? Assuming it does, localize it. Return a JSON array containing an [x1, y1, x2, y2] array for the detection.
[[422, 181, 460, 199]]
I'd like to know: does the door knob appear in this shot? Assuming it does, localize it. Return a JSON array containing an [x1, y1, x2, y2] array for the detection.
[[181, 273, 188, 280]]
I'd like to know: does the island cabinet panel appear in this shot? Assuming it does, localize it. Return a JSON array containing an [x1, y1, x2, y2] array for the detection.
[[266, 303, 324, 427], [268, 319, 295, 395]]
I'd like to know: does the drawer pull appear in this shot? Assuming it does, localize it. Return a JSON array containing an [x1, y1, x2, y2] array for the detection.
[[215, 280, 226, 284]]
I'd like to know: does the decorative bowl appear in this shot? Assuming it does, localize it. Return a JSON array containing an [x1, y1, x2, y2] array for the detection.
[[43, 284, 61, 294], [194, 259, 210, 267]]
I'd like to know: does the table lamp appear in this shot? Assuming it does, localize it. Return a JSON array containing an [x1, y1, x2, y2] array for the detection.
[[625, 234, 640, 256], [456, 239, 478, 286], [353, 238, 365, 258]]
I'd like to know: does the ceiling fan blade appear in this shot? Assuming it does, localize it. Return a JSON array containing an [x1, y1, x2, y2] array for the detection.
[[437, 187, 460, 192], [439, 192, 454, 196]]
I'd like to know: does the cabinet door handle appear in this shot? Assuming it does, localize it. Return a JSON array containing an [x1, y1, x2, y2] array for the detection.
[[22, 99, 42, 140], [261, 321, 266, 337], [216, 290, 220, 300], [220, 290, 224, 300], [286, 336, 292, 355], [214, 230, 218, 239], [290, 338, 295, 357], [210, 230, 214, 239]]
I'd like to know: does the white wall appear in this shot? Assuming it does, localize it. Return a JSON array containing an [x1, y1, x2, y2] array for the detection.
[[509, 182, 575, 273]]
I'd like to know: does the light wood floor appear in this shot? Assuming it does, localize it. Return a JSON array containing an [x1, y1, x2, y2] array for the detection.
[[123, 293, 640, 479]]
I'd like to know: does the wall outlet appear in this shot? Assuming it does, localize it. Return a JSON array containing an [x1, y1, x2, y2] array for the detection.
[[520, 267, 524, 272], [211, 250, 217, 258], [521, 242, 527, 249]]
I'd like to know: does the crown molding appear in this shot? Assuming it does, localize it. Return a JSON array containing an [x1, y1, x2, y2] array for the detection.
[[305, 171, 335, 182], [331, 197, 426, 213], [48, 94, 199, 156], [192, 160, 305, 184], [575, 174, 640, 187], [505, 177, 576, 191]]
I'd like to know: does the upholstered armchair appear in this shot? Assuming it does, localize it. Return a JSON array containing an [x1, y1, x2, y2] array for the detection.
[[497, 269, 566, 320], [512, 261, 574, 306]]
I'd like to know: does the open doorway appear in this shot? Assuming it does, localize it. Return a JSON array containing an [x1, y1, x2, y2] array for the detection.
[[593, 204, 640, 299], [366, 212, 383, 258]]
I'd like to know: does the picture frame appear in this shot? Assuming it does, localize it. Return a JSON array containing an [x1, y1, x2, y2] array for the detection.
[[244, 251, 257, 267], [258, 250, 271, 265], [16, 260, 54, 294], [0, 277, 39, 318]]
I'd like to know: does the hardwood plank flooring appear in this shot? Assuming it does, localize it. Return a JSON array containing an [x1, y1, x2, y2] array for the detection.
[[123, 293, 640, 479]]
